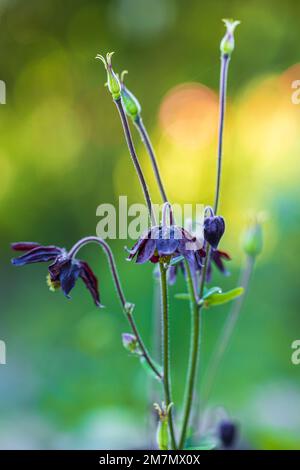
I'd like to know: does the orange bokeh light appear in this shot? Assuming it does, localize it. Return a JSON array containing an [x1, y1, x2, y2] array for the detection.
[[159, 83, 218, 150]]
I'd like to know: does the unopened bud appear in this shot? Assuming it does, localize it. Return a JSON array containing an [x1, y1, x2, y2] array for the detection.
[[242, 217, 263, 257], [218, 419, 238, 448], [120, 71, 141, 121], [96, 52, 121, 100], [122, 333, 141, 354], [220, 19, 240, 57], [204, 215, 225, 249], [154, 402, 172, 450]]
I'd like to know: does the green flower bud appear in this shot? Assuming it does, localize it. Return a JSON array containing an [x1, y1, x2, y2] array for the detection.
[[242, 218, 263, 258], [95, 52, 121, 100], [154, 402, 172, 451], [120, 71, 141, 121], [220, 19, 240, 57]]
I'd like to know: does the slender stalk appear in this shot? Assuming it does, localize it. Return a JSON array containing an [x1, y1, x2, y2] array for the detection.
[[114, 98, 157, 225], [178, 261, 201, 449], [69, 236, 162, 381], [179, 52, 230, 447], [134, 116, 168, 203], [214, 54, 230, 214], [159, 262, 177, 450], [201, 255, 255, 404]]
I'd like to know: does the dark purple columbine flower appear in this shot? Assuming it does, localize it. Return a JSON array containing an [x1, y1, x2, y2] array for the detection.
[[204, 216, 225, 249], [11, 242, 102, 307], [126, 225, 205, 267]]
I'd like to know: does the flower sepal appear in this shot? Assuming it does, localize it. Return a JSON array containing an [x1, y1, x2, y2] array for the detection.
[[96, 52, 121, 100], [220, 19, 240, 57]]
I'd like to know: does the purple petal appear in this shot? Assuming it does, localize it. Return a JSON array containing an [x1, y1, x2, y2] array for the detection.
[[156, 226, 179, 256], [49, 258, 81, 298], [79, 261, 102, 308], [12, 245, 63, 266], [126, 229, 151, 261], [136, 239, 156, 264], [11, 242, 42, 252]]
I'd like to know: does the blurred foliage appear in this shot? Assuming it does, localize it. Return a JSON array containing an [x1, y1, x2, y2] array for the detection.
[[0, 0, 300, 449]]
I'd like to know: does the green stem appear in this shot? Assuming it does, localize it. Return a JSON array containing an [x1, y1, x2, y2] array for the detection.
[[201, 255, 255, 405], [178, 261, 201, 449], [214, 54, 230, 214], [160, 262, 177, 450], [179, 52, 230, 448], [134, 116, 168, 204], [114, 98, 157, 225]]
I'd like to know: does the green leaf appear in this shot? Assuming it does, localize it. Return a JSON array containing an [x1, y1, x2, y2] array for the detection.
[[174, 293, 191, 301], [186, 436, 218, 450], [204, 287, 244, 307], [203, 286, 222, 299], [139, 356, 163, 381]]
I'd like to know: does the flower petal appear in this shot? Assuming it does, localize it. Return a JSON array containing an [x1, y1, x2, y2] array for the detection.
[[156, 226, 179, 256], [49, 258, 81, 298], [136, 239, 156, 264], [11, 245, 63, 266], [126, 229, 151, 261], [207, 249, 231, 281], [79, 261, 103, 308], [11, 242, 42, 252]]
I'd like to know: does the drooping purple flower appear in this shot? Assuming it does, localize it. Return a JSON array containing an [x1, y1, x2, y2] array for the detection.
[[127, 225, 204, 267], [204, 216, 225, 249], [11, 242, 102, 307]]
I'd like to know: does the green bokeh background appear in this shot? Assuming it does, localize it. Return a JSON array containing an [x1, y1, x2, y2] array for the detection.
[[0, 0, 299, 449]]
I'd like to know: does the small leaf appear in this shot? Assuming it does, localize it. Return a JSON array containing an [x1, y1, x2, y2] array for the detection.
[[204, 287, 244, 307], [139, 356, 163, 381], [174, 293, 191, 301], [203, 286, 222, 300], [186, 437, 218, 450], [170, 255, 184, 266]]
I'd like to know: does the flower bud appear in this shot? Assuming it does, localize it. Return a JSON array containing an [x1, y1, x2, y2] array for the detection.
[[204, 216, 225, 249], [220, 19, 240, 57], [96, 52, 121, 100], [122, 333, 141, 354], [154, 403, 172, 450], [242, 219, 263, 257], [120, 71, 141, 121], [218, 419, 238, 448]]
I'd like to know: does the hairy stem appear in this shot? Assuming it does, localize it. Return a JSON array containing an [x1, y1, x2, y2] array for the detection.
[[179, 52, 230, 447], [214, 54, 230, 215], [114, 98, 157, 225], [135, 116, 168, 204], [201, 255, 255, 405], [179, 261, 201, 449], [160, 262, 177, 449], [69, 236, 162, 380]]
